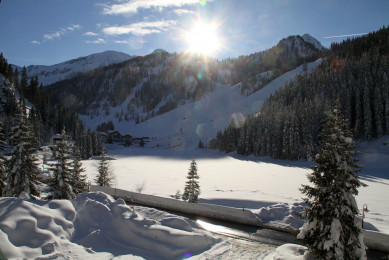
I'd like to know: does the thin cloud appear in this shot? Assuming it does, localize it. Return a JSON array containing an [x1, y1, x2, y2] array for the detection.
[[67, 24, 82, 31], [30, 40, 41, 45], [170, 9, 197, 16], [103, 20, 176, 36], [43, 31, 64, 40], [323, 33, 368, 39], [83, 31, 99, 37], [114, 40, 129, 44], [102, 0, 210, 15], [85, 38, 106, 44], [43, 24, 82, 41]]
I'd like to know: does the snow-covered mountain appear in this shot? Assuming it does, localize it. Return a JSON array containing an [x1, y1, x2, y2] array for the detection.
[[43, 33, 324, 144], [302, 33, 325, 51], [277, 34, 325, 58], [80, 58, 323, 148], [13, 50, 136, 86]]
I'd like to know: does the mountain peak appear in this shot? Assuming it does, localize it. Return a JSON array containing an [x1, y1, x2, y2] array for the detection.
[[152, 49, 168, 55], [301, 34, 325, 51], [275, 34, 324, 60], [22, 51, 136, 86]]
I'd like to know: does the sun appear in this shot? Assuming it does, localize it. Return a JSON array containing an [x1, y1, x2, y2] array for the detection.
[[184, 21, 221, 56]]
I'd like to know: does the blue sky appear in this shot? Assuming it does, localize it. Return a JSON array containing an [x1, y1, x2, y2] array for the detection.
[[0, 0, 388, 66]]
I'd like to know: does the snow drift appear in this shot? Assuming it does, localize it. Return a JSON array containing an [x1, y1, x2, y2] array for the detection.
[[0, 192, 219, 259]]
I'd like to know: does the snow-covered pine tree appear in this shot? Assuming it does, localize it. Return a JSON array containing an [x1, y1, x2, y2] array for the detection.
[[4, 104, 41, 198], [86, 128, 93, 158], [297, 105, 366, 259], [182, 158, 200, 203], [48, 129, 75, 199], [363, 84, 372, 140], [0, 121, 7, 196], [71, 145, 88, 195], [95, 148, 113, 187]]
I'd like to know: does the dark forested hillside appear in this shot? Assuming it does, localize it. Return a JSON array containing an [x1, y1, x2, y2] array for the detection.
[[209, 26, 389, 160], [0, 55, 102, 159]]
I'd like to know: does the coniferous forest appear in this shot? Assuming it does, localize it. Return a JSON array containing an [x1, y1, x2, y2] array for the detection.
[[208, 26, 389, 160], [0, 54, 103, 159]]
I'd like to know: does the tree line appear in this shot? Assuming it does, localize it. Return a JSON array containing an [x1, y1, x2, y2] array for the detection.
[[0, 54, 111, 199], [0, 101, 113, 200], [209, 26, 389, 160], [0, 53, 103, 159]]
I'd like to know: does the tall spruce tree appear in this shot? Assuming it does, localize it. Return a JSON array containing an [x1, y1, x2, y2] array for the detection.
[[182, 158, 200, 203], [297, 106, 366, 259], [95, 148, 113, 187], [0, 121, 7, 196], [4, 104, 41, 198], [71, 145, 88, 195], [48, 129, 75, 199]]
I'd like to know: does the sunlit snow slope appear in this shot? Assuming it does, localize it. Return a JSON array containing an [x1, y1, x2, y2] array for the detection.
[[83, 58, 322, 148]]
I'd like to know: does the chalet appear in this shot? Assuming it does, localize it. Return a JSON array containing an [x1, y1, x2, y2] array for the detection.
[[123, 134, 133, 147], [99, 130, 149, 147], [103, 130, 121, 144], [49, 133, 73, 158]]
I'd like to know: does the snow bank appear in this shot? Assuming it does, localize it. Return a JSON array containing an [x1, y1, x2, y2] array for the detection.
[[0, 198, 75, 258], [90, 185, 263, 227], [364, 231, 389, 252], [72, 192, 219, 259], [264, 244, 315, 260], [0, 192, 220, 259], [254, 202, 306, 230], [90, 186, 389, 253], [255, 202, 389, 252]]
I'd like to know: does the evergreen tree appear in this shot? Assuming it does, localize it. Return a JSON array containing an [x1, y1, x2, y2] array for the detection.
[[4, 105, 41, 198], [48, 129, 75, 199], [95, 132, 103, 155], [95, 148, 113, 187], [363, 84, 372, 140], [20, 66, 28, 95], [0, 121, 7, 196], [0, 52, 8, 76], [71, 145, 88, 195], [182, 158, 200, 203], [86, 128, 93, 158], [297, 106, 366, 259]]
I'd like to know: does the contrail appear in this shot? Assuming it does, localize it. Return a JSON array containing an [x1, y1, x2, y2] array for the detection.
[[323, 33, 368, 39]]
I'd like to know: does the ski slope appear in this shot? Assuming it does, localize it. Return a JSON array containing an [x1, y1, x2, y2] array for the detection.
[[82, 58, 323, 148]]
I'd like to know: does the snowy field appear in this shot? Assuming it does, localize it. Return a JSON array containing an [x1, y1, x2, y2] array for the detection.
[[82, 135, 389, 235], [1, 136, 388, 259]]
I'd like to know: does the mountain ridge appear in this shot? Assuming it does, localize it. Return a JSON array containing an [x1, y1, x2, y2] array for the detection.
[[12, 50, 136, 86], [43, 34, 324, 134]]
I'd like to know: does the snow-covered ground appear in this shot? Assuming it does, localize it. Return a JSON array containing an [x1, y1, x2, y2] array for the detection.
[[0, 191, 313, 260], [1, 135, 388, 259], [82, 135, 389, 235]]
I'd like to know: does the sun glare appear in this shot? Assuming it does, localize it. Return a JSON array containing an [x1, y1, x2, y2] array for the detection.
[[184, 21, 221, 56]]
